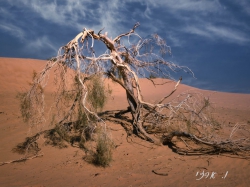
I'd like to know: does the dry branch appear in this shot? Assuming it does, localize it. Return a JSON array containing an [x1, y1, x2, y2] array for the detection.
[[0, 154, 43, 166], [17, 22, 250, 164]]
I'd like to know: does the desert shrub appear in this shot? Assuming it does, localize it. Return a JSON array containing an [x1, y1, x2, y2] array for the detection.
[[87, 74, 111, 112], [38, 74, 112, 157], [62, 90, 76, 107], [93, 131, 114, 167], [74, 105, 95, 144], [75, 107, 88, 130], [54, 124, 70, 142], [16, 70, 44, 125], [16, 92, 31, 123], [12, 134, 41, 155], [44, 125, 69, 148]]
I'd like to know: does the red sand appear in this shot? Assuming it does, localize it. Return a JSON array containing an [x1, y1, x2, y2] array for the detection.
[[0, 57, 250, 187]]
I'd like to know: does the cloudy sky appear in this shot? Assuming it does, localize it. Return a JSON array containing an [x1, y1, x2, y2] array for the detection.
[[0, 0, 250, 93]]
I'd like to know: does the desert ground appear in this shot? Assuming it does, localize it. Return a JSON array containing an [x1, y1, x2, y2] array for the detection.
[[0, 57, 250, 187]]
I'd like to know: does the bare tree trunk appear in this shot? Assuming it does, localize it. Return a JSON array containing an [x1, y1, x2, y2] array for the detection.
[[118, 68, 157, 143]]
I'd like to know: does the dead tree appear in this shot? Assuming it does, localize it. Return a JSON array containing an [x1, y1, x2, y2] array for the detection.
[[18, 23, 250, 158]]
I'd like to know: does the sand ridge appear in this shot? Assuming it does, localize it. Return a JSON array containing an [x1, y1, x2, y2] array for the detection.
[[0, 57, 250, 187]]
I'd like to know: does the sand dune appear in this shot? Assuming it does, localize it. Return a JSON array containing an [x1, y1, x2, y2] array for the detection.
[[0, 57, 250, 187]]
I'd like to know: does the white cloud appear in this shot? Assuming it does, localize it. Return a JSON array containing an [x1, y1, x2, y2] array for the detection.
[[0, 7, 14, 19], [0, 23, 25, 41], [167, 33, 184, 47], [24, 0, 88, 26], [0, 6, 26, 40], [25, 35, 58, 54], [94, 0, 125, 38], [2, 0, 250, 47], [237, 0, 250, 15], [5, 0, 128, 38], [5, 0, 90, 30], [206, 25, 250, 44], [131, 0, 222, 13], [185, 26, 211, 38], [166, 0, 221, 12], [185, 24, 250, 45], [144, 4, 152, 19]]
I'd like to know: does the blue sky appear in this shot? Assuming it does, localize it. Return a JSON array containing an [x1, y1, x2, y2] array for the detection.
[[0, 0, 250, 93]]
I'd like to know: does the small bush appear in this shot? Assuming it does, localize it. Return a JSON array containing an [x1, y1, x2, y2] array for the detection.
[[16, 70, 44, 124], [44, 125, 69, 148], [93, 131, 114, 167], [12, 134, 41, 155], [87, 74, 111, 112], [75, 107, 88, 130], [16, 92, 31, 123]]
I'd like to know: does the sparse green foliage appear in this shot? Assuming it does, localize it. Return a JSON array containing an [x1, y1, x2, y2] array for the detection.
[[12, 133, 41, 155], [93, 131, 114, 167], [32, 70, 38, 81], [54, 124, 71, 142], [35, 73, 113, 165], [87, 74, 111, 112], [16, 70, 45, 127], [75, 108, 88, 130], [62, 90, 75, 107], [186, 119, 192, 133], [44, 127, 68, 148], [16, 92, 31, 123], [75, 107, 95, 144]]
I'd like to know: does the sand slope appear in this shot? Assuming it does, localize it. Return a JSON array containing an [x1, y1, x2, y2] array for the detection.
[[0, 57, 250, 187]]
